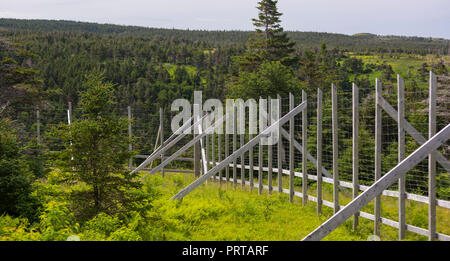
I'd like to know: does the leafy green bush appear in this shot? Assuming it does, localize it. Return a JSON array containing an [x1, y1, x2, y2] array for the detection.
[[0, 215, 40, 241], [38, 201, 78, 241]]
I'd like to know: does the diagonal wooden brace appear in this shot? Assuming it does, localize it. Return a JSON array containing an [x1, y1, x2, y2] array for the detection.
[[302, 124, 450, 241], [377, 95, 450, 172]]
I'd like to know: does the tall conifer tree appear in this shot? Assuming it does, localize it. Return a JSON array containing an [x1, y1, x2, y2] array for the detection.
[[239, 0, 297, 71]]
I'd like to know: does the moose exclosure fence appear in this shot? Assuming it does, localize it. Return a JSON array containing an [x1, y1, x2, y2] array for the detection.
[[133, 72, 449, 241], [22, 72, 449, 241]]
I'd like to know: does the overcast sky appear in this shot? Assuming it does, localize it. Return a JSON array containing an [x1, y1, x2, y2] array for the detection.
[[1, 0, 449, 39]]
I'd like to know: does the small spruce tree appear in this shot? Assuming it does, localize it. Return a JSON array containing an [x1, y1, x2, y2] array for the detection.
[[52, 72, 142, 219]]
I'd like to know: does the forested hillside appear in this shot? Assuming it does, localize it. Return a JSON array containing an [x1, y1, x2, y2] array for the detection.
[[1, 18, 449, 54], [1, 18, 448, 112], [0, 2, 449, 241]]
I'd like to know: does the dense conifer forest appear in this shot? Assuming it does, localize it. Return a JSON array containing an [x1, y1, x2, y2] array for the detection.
[[0, 0, 448, 241]]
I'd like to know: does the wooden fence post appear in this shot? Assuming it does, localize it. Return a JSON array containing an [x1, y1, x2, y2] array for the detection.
[[398, 75, 406, 239], [194, 140, 201, 177], [225, 119, 230, 183], [277, 94, 283, 193], [218, 133, 222, 185], [375, 79, 382, 236], [68, 101, 73, 160], [194, 105, 201, 178], [128, 106, 133, 169], [429, 71, 437, 241], [302, 90, 308, 206], [352, 83, 359, 230], [332, 84, 339, 213], [289, 93, 294, 203], [233, 106, 237, 189], [160, 107, 165, 177], [206, 127, 210, 180], [68, 101, 72, 125], [249, 131, 254, 192], [198, 112, 209, 178], [268, 97, 273, 194], [317, 89, 323, 215], [258, 97, 264, 195], [212, 132, 216, 182], [241, 116, 245, 189]]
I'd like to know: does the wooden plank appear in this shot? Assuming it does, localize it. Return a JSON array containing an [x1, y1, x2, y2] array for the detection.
[[205, 125, 210, 176], [398, 75, 406, 240], [377, 96, 450, 172], [225, 125, 230, 182], [170, 101, 307, 201], [138, 168, 195, 174], [302, 90, 308, 206], [241, 127, 245, 189], [352, 83, 359, 230], [374, 79, 382, 236], [198, 114, 208, 175], [258, 137, 263, 195], [317, 88, 323, 215], [277, 94, 283, 193], [68, 101, 72, 125], [233, 106, 237, 189], [67, 102, 73, 160], [212, 132, 215, 182], [429, 71, 437, 241], [360, 184, 450, 208], [302, 123, 450, 241], [218, 133, 222, 185], [194, 134, 201, 177], [332, 84, 339, 213], [259, 97, 264, 195], [140, 155, 193, 162], [249, 132, 254, 192], [289, 93, 295, 203], [268, 97, 273, 194], [164, 156, 194, 162]]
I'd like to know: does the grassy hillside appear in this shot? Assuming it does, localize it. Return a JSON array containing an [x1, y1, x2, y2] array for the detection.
[[2, 171, 447, 241], [349, 52, 450, 81], [148, 173, 449, 241]]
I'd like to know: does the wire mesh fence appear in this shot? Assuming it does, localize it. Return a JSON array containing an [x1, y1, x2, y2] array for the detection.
[[7, 72, 449, 239], [10, 75, 449, 202], [199, 74, 449, 239]]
